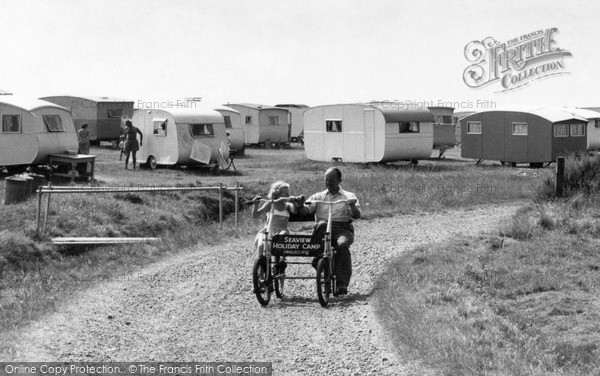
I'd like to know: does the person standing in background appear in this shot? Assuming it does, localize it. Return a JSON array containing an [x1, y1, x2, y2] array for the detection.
[[123, 120, 143, 169], [77, 123, 91, 154]]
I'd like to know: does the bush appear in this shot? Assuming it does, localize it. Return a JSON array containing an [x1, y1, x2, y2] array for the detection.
[[537, 153, 600, 200]]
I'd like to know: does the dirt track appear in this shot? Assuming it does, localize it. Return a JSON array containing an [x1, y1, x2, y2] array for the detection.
[[9, 203, 520, 375]]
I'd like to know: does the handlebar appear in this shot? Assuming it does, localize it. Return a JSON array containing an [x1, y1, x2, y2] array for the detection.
[[248, 195, 305, 205], [305, 199, 349, 205]]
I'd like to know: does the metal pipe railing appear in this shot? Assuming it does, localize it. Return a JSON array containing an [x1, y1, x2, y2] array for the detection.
[[35, 184, 244, 236]]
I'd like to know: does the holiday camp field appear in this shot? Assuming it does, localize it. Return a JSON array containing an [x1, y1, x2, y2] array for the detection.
[[2, 145, 600, 375]]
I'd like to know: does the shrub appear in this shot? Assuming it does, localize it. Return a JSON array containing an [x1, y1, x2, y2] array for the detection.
[[537, 152, 600, 200]]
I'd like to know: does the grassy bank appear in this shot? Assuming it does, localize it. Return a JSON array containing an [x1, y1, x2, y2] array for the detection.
[[0, 146, 542, 344], [375, 153, 600, 375]]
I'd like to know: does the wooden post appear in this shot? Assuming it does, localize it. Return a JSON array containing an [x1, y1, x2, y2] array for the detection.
[[43, 183, 52, 233], [36, 187, 43, 237], [218, 183, 223, 227], [556, 156, 565, 197], [234, 182, 239, 228]]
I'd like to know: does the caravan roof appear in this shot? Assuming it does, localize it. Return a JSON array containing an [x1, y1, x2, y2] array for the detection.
[[0, 96, 67, 112], [157, 107, 223, 123], [275, 104, 309, 108], [562, 108, 600, 120], [376, 106, 435, 123], [211, 105, 241, 114], [43, 95, 131, 103], [228, 103, 281, 110], [473, 106, 588, 123]]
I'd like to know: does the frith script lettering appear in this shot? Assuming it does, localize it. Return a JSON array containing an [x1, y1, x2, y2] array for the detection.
[[463, 28, 572, 92]]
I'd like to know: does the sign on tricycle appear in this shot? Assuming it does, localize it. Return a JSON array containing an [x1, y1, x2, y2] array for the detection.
[[271, 234, 323, 257]]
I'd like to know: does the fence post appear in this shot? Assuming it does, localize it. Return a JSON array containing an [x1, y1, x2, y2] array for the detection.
[[234, 182, 239, 228], [555, 156, 565, 197], [36, 187, 43, 237], [218, 183, 223, 227], [43, 183, 52, 233]]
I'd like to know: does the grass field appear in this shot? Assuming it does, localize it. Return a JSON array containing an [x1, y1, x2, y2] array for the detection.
[[0, 144, 567, 368], [374, 153, 600, 376]]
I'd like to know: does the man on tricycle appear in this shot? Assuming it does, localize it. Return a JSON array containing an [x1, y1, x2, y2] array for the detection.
[[296, 167, 361, 295]]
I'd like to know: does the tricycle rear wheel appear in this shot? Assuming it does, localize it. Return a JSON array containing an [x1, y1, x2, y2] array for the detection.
[[253, 256, 271, 306]]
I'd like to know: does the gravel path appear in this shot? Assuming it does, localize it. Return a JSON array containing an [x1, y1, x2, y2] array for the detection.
[[10, 203, 520, 375]]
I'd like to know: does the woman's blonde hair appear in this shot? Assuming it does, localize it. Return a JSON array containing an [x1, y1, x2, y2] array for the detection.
[[268, 180, 290, 199]]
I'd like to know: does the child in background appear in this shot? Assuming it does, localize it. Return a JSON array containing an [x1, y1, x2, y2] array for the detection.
[[118, 132, 126, 161]]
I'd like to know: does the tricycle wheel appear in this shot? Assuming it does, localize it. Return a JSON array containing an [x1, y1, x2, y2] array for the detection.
[[316, 258, 332, 307], [252, 256, 271, 306]]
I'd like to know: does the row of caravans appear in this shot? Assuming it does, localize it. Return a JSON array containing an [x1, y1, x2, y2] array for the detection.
[[5, 94, 600, 172], [32, 96, 301, 151], [0, 95, 245, 171], [302, 104, 600, 166]]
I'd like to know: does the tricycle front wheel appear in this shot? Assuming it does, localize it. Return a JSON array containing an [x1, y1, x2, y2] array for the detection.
[[316, 258, 332, 307]]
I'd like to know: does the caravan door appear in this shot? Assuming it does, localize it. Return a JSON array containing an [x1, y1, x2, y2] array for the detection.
[[363, 108, 376, 162]]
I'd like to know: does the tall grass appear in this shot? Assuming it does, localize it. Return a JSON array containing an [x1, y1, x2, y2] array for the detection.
[[375, 226, 600, 375], [375, 152, 600, 375]]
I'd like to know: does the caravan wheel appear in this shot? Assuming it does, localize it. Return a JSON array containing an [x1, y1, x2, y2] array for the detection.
[[6, 165, 28, 175], [148, 156, 157, 170]]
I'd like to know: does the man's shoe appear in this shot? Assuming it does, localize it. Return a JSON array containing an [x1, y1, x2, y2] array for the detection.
[[336, 286, 348, 295]]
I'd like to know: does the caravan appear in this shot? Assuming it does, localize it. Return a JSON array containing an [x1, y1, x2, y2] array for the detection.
[[41, 95, 134, 144], [226, 103, 289, 145], [303, 103, 434, 164], [1, 96, 78, 173], [133, 108, 229, 169]]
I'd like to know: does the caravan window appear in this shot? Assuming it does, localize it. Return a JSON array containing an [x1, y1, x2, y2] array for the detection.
[[467, 121, 482, 134], [108, 109, 123, 118], [595, 120, 600, 128], [224, 116, 232, 128], [268, 116, 279, 126], [554, 124, 568, 137], [570, 123, 585, 137], [326, 120, 342, 132], [512, 122, 528, 136], [153, 119, 167, 136], [245, 116, 252, 125], [190, 123, 214, 136], [43, 115, 65, 132], [399, 121, 420, 133], [435, 115, 454, 125], [2, 115, 21, 133]]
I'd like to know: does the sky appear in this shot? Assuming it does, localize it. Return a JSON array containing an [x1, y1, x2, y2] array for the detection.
[[1, 0, 598, 111]]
